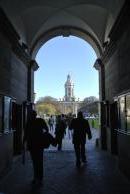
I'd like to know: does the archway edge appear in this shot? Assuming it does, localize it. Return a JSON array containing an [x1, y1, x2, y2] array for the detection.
[[31, 26, 102, 59]]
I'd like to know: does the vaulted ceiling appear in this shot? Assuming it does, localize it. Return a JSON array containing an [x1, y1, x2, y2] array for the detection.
[[0, 0, 125, 57]]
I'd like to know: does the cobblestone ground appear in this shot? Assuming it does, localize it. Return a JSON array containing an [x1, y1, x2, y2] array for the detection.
[[0, 129, 130, 194]]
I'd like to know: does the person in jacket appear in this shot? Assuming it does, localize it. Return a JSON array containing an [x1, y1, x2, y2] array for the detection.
[[69, 111, 92, 168], [23, 110, 49, 186], [55, 114, 67, 151], [48, 115, 54, 131]]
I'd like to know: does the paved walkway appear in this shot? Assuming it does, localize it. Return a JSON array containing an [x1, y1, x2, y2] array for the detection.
[[0, 129, 130, 194]]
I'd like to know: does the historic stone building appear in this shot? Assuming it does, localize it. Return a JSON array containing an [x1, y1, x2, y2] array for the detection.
[[0, 0, 130, 180], [58, 74, 82, 115]]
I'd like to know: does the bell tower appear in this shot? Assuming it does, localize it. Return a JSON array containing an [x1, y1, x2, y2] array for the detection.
[[64, 74, 74, 101]]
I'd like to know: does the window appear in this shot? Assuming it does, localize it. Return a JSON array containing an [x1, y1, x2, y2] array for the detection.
[[119, 96, 126, 131], [3, 96, 12, 133], [126, 95, 130, 132], [106, 101, 110, 127], [0, 96, 3, 134], [0, 95, 12, 134], [118, 94, 130, 133]]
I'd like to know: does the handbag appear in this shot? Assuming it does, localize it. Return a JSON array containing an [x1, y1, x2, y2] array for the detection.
[[41, 132, 57, 148]]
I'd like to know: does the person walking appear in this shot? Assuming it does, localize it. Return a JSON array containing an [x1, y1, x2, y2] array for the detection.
[[23, 110, 49, 186], [48, 115, 54, 131], [66, 114, 73, 139], [70, 111, 92, 168], [55, 114, 66, 151]]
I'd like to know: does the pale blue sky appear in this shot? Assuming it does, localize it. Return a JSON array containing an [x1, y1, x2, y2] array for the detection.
[[35, 36, 98, 101]]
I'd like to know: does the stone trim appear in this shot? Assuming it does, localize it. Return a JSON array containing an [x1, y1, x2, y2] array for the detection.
[[102, 0, 130, 63]]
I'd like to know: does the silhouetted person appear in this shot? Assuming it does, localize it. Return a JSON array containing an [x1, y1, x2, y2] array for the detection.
[[66, 114, 73, 139], [55, 115, 66, 151], [23, 110, 49, 186], [70, 111, 92, 168], [91, 119, 94, 128], [48, 115, 54, 131]]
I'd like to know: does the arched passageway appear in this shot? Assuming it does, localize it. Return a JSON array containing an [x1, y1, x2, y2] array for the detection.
[[0, 0, 130, 184]]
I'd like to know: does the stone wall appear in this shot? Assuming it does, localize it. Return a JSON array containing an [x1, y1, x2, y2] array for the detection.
[[102, 1, 130, 178], [0, 33, 28, 103], [0, 8, 29, 178], [104, 25, 130, 102]]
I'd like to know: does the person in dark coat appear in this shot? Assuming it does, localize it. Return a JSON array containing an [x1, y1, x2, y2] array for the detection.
[[23, 110, 49, 186], [70, 111, 92, 167], [55, 114, 66, 151], [48, 115, 54, 131]]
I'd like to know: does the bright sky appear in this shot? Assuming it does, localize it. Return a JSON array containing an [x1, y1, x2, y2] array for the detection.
[[35, 36, 98, 102]]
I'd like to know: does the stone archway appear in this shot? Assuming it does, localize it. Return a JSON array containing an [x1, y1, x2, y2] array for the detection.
[[30, 26, 102, 59], [1, 0, 130, 179]]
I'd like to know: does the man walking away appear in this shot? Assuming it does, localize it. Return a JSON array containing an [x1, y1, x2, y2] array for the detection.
[[55, 114, 67, 151], [48, 115, 54, 131], [70, 111, 92, 168]]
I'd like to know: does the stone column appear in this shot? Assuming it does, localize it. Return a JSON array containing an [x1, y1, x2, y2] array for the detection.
[[64, 103, 66, 114], [75, 103, 77, 115], [27, 60, 39, 102], [94, 58, 107, 150]]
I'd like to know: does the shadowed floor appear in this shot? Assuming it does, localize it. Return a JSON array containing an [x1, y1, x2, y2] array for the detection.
[[0, 129, 130, 194]]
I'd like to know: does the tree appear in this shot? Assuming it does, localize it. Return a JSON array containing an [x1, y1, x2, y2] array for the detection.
[[36, 96, 58, 104], [83, 96, 98, 104], [79, 96, 99, 115], [36, 103, 60, 115], [35, 96, 61, 115]]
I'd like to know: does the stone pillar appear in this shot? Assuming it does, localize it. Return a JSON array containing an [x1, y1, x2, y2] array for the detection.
[[75, 103, 78, 116], [27, 60, 39, 102], [64, 103, 66, 114], [72, 103, 74, 115], [94, 58, 107, 150], [74, 103, 76, 115]]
